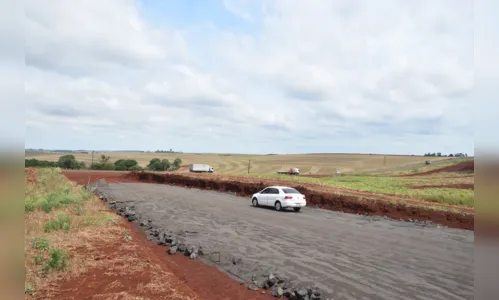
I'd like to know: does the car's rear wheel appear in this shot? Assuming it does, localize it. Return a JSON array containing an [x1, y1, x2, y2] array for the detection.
[[252, 198, 259, 207], [274, 201, 282, 211], [293, 207, 301, 212]]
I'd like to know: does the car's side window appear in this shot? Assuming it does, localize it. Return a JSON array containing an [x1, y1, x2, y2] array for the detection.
[[270, 188, 279, 194], [261, 188, 270, 194]]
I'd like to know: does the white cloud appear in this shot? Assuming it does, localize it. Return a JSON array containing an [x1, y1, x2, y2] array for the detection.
[[222, 0, 254, 21], [23, 0, 475, 154]]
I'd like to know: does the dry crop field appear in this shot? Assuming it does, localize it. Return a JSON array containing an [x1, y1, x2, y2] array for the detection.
[[26, 152, 454, 175]]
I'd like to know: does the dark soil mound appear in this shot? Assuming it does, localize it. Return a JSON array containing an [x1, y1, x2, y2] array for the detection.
[[404, 160, 474, 177]]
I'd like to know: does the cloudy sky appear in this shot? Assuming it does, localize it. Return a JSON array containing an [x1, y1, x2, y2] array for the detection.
[[22, 0, 476, 155]]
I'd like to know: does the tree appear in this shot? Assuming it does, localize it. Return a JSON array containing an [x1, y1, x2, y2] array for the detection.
[[125, 159, 138, 169], [147, 158, 170, 171], [57, 155, 85, 169], [114, 159, 128, 171], [173, 158, 182, 167], [100, 154, 111, 163], [114, 159, 139, 171], [148, 158, 160, 165], [129, 165, 142, 171]]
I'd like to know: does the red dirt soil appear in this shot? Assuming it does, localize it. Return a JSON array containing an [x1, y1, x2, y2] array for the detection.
[[63, 171, 474, 231], [25, 168, 38, 185], [407, 183, 474, 190], [402, 160, 474, 177]]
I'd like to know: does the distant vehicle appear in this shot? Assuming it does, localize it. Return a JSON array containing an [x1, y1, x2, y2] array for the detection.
[[251, 186, 306, 212], [276, 167, 300, 175], [189, 164, 214, 173], [425, 160, 432, 165]]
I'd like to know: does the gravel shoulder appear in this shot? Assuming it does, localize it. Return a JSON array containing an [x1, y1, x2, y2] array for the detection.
[[97, 182, 474, 300]]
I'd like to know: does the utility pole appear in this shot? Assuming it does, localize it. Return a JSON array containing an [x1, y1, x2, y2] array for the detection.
[[248, 160, 251, 174], [383, 155, 386, 167], [91, 151, 95, 168]]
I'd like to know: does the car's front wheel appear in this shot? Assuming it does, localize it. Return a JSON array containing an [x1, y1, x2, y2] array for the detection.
[[274, 201, 282, 211], [252, 198, 259, 207], [293, 207, 301, 212]]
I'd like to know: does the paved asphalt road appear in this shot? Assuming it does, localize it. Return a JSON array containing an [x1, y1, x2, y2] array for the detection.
[[98, 182, 474, 300]]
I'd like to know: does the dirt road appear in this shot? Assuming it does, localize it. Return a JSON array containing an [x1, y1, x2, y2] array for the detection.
[[96, 182, 474, 300]]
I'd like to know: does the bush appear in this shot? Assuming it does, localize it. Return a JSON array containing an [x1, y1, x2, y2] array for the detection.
[[34, 254, 44, 265], [169, 158, 182, 170], [43, 215, 71, 233], [114, 159, 139, 170], [25, 159, 58, 168], [90, 162, 115, 170], [31, 237, 50, 251], [42, 248, 67, 272], [128, 165, 142, 171]]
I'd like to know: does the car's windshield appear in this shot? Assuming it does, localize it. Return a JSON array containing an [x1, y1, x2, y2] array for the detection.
[[282, 188, 300, 194]]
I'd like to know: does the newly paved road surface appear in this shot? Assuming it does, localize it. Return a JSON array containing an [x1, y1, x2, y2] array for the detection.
[[98, 182, 474, 300]]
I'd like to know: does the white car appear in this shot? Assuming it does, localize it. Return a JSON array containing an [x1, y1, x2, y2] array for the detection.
[[251, 186, 306, 212]]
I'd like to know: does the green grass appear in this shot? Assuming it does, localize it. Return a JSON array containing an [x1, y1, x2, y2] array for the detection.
[[31, 237, 50, 251], [42, 248, 67, 273], [43, 214, 71, 233], [251, 173, 474, 207], [34, 254, 44, 265], [25, 168, 92, 212], [25, 286, 34, 295], [25, 168, 114, 291]]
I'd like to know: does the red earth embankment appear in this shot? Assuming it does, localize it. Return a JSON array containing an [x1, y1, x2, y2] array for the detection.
[[63, 170, 139, 185], [123, 172, 473, 231], [403, 160, 474, 177]]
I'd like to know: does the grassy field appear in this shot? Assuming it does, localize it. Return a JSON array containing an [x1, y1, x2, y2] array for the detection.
[[250, 172, 474, 207], [26, 152, 455, 175], [24, 168, 197, 299]]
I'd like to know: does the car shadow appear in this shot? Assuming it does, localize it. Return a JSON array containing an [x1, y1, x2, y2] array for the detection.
[[247, 204, 302, 213]]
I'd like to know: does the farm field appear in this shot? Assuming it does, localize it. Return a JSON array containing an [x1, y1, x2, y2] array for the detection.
[[24, 168, 273, 300], [25, 151, 457, 175], [251, 160, 475, 207]]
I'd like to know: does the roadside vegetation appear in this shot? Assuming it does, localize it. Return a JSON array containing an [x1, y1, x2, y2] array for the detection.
[[24, 168, 118, 296], [24, 168, 197, 299]]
